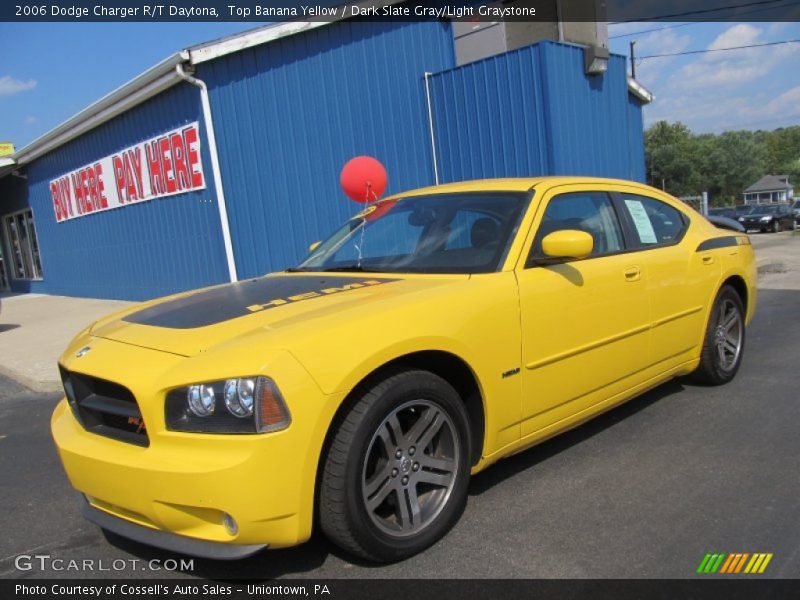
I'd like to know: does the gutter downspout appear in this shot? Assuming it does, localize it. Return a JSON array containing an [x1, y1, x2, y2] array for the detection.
[[423, 72, 440, 186], [555, 0, 564, 42], [176, 63, 238, 283]]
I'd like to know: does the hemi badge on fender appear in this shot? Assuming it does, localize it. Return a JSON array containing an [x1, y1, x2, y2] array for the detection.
[[502, 367, 520, 378]]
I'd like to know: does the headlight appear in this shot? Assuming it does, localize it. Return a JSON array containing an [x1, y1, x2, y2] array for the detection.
[[187, 384, 216, 416], [760, 216, 771, 222], [166, 376, 291, 434], [738, 217, 745, 222]]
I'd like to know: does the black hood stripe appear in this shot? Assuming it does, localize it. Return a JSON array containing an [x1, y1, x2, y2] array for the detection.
[[123, 275, 401, 329]]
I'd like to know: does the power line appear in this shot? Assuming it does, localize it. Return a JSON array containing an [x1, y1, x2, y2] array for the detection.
[[611, 22, 695, 40], [638, 38, 800, 59], [611, 0, 794, 24], [609, 0, 800, 39]]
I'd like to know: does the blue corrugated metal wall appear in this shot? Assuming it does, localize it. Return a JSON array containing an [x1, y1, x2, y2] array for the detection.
[[201, 20, 455, 279], [428, 41, 646, 184], [2, 82, 229, 300], [428, 44, 549, 181]]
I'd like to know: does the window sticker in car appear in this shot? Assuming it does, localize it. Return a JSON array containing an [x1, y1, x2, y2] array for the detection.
[[624, 199, 658, 244]]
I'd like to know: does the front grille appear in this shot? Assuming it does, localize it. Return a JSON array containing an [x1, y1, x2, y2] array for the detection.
[[59, 366, 149, 447]]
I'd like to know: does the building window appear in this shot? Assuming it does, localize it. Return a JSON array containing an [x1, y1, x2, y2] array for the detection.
[[3, 209, 44, 280]]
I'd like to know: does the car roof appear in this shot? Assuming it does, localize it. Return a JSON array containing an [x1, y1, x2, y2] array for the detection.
[[385, 176, 663, 200]]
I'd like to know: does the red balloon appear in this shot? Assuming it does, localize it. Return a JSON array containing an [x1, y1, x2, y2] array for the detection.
[[340, 156, 388, 203]]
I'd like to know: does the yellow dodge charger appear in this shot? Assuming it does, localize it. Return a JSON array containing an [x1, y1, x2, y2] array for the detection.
[[51, 177, 756, 562]]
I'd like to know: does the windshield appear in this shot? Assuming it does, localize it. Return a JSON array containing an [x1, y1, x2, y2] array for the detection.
[[296, 191, 529, 274], [750, 205, 778, 215]]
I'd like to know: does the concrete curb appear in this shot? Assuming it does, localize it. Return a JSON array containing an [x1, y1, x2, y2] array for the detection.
[[0, 364, 62, 394]]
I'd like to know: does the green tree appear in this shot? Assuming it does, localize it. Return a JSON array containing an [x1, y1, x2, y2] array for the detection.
[[645, 121, 698, 196], [644, 122, 800, 206]]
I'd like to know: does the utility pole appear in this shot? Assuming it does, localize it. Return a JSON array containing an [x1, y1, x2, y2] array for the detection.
[[630, 41, 637, 79]]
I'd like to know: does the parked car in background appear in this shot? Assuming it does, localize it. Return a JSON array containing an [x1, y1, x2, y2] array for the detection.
[[735, 205, 756, 216], [793, 199, 800, 227], [738, 204, 794, 233], [709, 207, 737, 220]]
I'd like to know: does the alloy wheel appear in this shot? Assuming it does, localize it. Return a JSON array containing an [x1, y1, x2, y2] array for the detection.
[[714, 298, 743, 371], [361, 399, 460, 538]]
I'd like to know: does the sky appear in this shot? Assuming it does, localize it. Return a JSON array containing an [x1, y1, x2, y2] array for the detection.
[[1, 20, 800, 151], [608, 21, 800, 132]]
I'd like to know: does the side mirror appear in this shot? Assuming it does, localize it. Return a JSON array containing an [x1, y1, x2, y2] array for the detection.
[[308, 241, 322, 254], [541, 230, 593, 259]]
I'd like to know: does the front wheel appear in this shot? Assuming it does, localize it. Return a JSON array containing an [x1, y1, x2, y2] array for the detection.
[[319, 370, 471, 562], [692, 285, 745, 385]]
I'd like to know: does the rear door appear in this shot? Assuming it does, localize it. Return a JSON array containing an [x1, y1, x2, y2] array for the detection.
[[613, 189, 715, 369]]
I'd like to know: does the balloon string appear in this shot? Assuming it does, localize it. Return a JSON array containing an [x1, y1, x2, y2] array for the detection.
[[356, 183, 377, 268]]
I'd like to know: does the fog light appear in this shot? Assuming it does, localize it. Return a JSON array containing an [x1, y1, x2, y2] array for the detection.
[[223, 513, 238, 535]]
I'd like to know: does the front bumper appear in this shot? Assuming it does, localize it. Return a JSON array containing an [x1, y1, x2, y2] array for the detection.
[[80, 495, 267, 559], [51, 338, 343, 555]]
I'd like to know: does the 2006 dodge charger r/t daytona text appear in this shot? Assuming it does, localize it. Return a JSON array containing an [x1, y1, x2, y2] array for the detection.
[[51, 177, 756, 562]]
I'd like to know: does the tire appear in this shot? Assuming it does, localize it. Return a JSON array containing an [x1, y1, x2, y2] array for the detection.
[[319, 369, 471, 562], [692, 285, 746, 385], [772, 220, 781, 233]]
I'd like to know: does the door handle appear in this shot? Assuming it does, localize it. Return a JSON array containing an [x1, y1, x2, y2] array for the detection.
[[623, 266, 641, 282], [702, 255, 714, 265]]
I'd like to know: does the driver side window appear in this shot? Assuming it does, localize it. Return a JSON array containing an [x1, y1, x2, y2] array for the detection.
[[527, 191, 624, 266]]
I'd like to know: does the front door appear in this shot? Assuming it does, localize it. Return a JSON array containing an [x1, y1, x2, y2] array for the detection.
[[515, 186, 651, 437]]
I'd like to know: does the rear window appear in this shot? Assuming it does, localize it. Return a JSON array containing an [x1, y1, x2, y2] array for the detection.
[[619, 194, 687, 247]]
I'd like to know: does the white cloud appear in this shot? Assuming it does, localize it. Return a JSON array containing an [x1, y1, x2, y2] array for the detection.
[[671, 24, 800, 91], [24, 115, 38, 125], [707, 23, 760, 51], [0, 75, 37, 97], [633, 27, 692, 87], [644, 84, 800, 133], [746, 85, 800, 119]]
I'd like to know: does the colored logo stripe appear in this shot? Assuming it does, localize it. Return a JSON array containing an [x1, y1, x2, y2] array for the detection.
[[697, 553, 773, 574], [745, 553, 773, 574]]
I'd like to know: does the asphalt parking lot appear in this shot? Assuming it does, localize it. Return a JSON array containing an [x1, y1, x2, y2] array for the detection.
[[1, 233, 798, 580]]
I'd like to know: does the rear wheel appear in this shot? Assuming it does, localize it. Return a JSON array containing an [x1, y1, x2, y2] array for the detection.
[[319, 370, 471, 562], [692, 285, 745, 385]]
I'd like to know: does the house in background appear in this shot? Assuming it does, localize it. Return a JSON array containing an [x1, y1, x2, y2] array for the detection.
[[743, 175, 794, 205]]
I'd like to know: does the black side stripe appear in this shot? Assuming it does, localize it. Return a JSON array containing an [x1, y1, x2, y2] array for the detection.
[[696, 236, 739, 252]]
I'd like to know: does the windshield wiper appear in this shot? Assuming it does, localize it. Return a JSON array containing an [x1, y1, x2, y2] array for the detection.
[[321, 265, 380, 272], [285, 267, 309, 272]]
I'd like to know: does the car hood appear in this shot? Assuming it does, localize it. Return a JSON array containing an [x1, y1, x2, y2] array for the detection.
[[91, 273, 468, 357]]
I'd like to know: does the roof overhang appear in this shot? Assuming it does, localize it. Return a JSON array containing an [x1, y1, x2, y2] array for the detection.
[[189, 21, 331, 64], [627, 77, 654, 104], [9, 51, 189, 169]]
